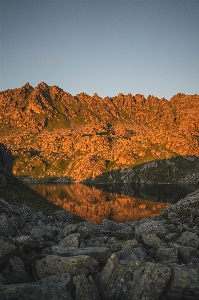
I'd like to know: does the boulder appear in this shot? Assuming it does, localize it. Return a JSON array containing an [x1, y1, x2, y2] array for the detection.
[[20, 236, 54, 253], [77, 221, 109, 239], [175, 244, 199, 265], [98, 260, 172, 300], [29, 225, 59, 241], [166, 264, 199, 299], [132, 246, 147, 262], [160, 190, 199, 227], [101, 219, 126, 231], [59, 233, 81, 247], [51, 209, 74, 224], [154, 247, 179, 264], [82, 235, 116, 248], [0, 213, 16, 237], [118, 249, 147, 265], [1, 256, 32, 284], [74, 274, 100, 300], [12, 235, 31, 247], [94, 253, 120, 296], [52, 245, 112, 264], [101, 220, 134, 240], [141, 233, 165, 249], [35, 254, 99, 278], [0, 238, 16, 267], [176, 231, 199, 248], [135, 220, 169, 239], [56, 223, 79, 241], [0, 273, 73, 300], [119, 251, 140, 265], [126, 262, 172, 300]]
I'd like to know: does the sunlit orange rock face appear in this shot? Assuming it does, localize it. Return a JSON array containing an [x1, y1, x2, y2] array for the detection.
[[29, 183, 171, 224], [0, 82, 199, 181]]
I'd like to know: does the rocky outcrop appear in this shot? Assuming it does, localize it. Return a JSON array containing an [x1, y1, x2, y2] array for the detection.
[[0, 83, 199, 181], [1, 190, 199, 299], [86, 155, 199, 184], [0, 143, 13, 185], [0, 143, 13, 174]]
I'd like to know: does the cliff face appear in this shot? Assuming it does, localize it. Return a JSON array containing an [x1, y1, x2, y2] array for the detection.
[[0, 82, 199, 181]]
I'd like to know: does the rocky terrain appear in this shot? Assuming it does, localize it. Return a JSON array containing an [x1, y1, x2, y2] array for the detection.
[[0, 143, 199, 299], [85, 156, 199, 185], [0, 82, 199, 181], [1, 189, 199, 299]]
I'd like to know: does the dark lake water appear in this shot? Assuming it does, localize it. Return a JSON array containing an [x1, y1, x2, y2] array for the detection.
[[28, 183, 198, 224]]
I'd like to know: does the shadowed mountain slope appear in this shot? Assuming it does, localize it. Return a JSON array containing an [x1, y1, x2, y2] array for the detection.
[[84, 156, 199, 185]]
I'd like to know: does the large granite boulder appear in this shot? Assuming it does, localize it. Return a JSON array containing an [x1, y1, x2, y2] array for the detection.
[[96, 256, 172, 300], [35, 254, 99, 279], [166, 264, 199, 299]]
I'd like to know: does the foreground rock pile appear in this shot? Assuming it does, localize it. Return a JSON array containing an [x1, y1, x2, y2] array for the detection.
[[0, 191, 199, 299]]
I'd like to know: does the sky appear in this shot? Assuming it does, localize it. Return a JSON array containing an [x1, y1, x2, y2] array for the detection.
[[1, 0, 199, 100]]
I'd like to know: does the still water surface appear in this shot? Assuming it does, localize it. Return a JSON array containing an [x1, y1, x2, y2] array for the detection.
[[29, 183, 198, 224]]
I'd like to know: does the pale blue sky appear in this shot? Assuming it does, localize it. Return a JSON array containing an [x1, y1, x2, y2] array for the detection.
[[1, 0, 199, 99]]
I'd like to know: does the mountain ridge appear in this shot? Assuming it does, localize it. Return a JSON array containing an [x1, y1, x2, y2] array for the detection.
[[0, 82, 199, 181]]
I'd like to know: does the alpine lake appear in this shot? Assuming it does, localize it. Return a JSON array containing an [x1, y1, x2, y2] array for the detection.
[[28, 183, 199, 224]]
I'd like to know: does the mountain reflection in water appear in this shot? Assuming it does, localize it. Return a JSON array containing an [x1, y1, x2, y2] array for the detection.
[[28, 183, 175, 224]]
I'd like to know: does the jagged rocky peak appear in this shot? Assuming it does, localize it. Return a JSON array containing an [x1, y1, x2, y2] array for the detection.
[[50, 85, 64, 93], [35, 82, 49, 91], [22, 82, 33, 91], [92, 92, 102, 100], [76, 91, 90, 99], [170, 93, 199, 108]]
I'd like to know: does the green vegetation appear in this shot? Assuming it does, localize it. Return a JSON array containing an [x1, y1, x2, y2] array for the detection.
[[46, 113, 70, 130], [106, 160, 116, 171], [0, 123, 13, 134]]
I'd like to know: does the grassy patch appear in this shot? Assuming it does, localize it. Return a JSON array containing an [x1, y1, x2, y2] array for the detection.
[[46, 113, 70, 130]]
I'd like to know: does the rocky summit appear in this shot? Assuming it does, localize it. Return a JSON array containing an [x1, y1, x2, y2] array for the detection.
[[0, 82, 199, 182]]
